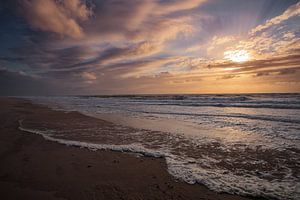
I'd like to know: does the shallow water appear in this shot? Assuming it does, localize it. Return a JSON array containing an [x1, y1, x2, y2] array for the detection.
[[24, 94, 300, 200]]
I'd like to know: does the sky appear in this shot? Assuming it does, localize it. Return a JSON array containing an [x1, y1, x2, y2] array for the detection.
[[0, 0, 299, 95]]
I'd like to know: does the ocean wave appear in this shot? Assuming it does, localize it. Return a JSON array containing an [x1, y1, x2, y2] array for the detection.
[[85, 94, 300, 105], [132, 102, 300, 109], [140, 111, 300, 124]]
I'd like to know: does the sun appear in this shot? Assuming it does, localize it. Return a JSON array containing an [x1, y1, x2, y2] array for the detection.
[[224, 50, 251, 63]]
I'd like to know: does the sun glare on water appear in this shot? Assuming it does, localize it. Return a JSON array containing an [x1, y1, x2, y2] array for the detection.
[[224, 50, 251, 63]]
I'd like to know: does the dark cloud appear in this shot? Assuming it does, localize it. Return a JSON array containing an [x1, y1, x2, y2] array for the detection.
[[67, 42, 162, 69], [219, 74, 237, 79], [0, 69, 59, 95], [255, 72, 270, 77], [277, 68, 296, 75], [249, 66, 300, 78]]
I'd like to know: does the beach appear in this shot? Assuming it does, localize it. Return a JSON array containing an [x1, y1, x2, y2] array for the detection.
[[2, 0, 300, 199], [0, 97, 258, 200]]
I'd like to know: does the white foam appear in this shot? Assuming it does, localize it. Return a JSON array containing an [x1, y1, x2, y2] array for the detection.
[[18, 121, 164, 158], [166, 156, 299, 200], [18, 121, 299, 200]]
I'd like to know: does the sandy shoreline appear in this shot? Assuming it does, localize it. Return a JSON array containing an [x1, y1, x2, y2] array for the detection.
[[0, 97, 263, 200]]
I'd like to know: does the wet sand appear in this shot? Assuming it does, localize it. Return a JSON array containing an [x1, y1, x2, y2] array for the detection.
[[0, 97, 262, 200]]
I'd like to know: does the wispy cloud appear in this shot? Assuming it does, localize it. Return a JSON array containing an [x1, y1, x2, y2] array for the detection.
[[251, 2, 300, 35]]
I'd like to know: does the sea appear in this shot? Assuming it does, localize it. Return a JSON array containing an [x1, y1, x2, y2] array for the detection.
[[22, 93, 300, 200]]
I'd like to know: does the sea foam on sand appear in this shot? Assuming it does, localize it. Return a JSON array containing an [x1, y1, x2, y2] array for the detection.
[[18, 119, 300, 200]]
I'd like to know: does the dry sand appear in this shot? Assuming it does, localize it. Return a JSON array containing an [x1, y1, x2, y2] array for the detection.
[[0, 97, 263, 200]]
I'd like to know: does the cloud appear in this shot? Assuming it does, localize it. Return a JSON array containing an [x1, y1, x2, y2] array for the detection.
[[80, 71, 97, 84], [63, 0, 93, 21], [81, 71, 96, 80], [57, 41, 165, 71], [0, 68, 60, 95], [255, 72, 270, 77], [105, 56, 182, 78], [131, 17, 195, 42], [251, 67, 300, 79], [2, 0, 300, 95], [20, 0, 93, 38], [89, 0, 155, 33], [207, 54, 300, 72], [3, 40, 96, 71], [74, 0, 204, 44], [16, 0, 160, 45], [154, 0, 205, 15], [219, 74, 237, 80], [210, 36, 236, 46], [277, 68, 296, 75], [8, 0, 203, 75], [225, 2, 300, 60], [206, 36, 237, 55], [251, 2, 300, 34]]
